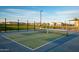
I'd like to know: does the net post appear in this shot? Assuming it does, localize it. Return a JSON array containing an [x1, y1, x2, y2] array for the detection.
[[46, 23, 49, 34]]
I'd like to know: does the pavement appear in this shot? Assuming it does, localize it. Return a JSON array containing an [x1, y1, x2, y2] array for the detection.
[[49, 33, 79, 52]]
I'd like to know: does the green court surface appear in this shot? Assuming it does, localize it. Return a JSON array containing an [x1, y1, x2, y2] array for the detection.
[[4, 31, 66, 49]]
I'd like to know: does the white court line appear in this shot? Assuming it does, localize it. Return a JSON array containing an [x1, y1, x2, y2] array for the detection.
[[32, 35, 65, 50], [2, 35, 33, 50], [2, 33, 66, 51]]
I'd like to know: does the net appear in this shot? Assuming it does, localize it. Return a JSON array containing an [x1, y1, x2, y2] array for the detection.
[[37, 28, 68, 35]]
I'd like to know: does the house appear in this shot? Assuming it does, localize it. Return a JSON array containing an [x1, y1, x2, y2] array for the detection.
[[49, 22, 56, 26], [71, 18, 79, 27], [49, 22, 64, 26]]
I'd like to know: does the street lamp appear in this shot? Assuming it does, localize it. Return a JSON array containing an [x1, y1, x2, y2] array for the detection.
[[40, 10, 43, 29]]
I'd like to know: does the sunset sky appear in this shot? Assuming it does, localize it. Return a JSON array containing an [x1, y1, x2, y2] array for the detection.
[[0, 6, 79, 23]]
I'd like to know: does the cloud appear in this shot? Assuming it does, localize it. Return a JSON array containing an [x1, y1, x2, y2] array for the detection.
[[52, 10, 79, 22], [0, 9, 48, 23], [1, 8, 79, 23], [6, 9, 39, 15], [0, 9, 40, 22], [55, 10, 79, 15]]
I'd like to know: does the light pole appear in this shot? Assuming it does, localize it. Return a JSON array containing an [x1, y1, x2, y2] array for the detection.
[[40, 10, 43, 29]]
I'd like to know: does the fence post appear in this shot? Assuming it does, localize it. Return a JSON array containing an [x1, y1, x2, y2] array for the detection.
[[17, 19, 19, 32], [27, 20, 28, 31], [5, 18, 7, 32], [65, 20, 68, 36], [48, 23, 50, 29], [34, 21, 35, 31], [69, 20, 70, 32]]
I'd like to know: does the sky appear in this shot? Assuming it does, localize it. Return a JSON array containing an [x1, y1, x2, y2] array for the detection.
[[0, 6, 79, 23]]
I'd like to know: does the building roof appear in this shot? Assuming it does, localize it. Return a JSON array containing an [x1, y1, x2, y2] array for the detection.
[[70, 18, 79, 21]]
